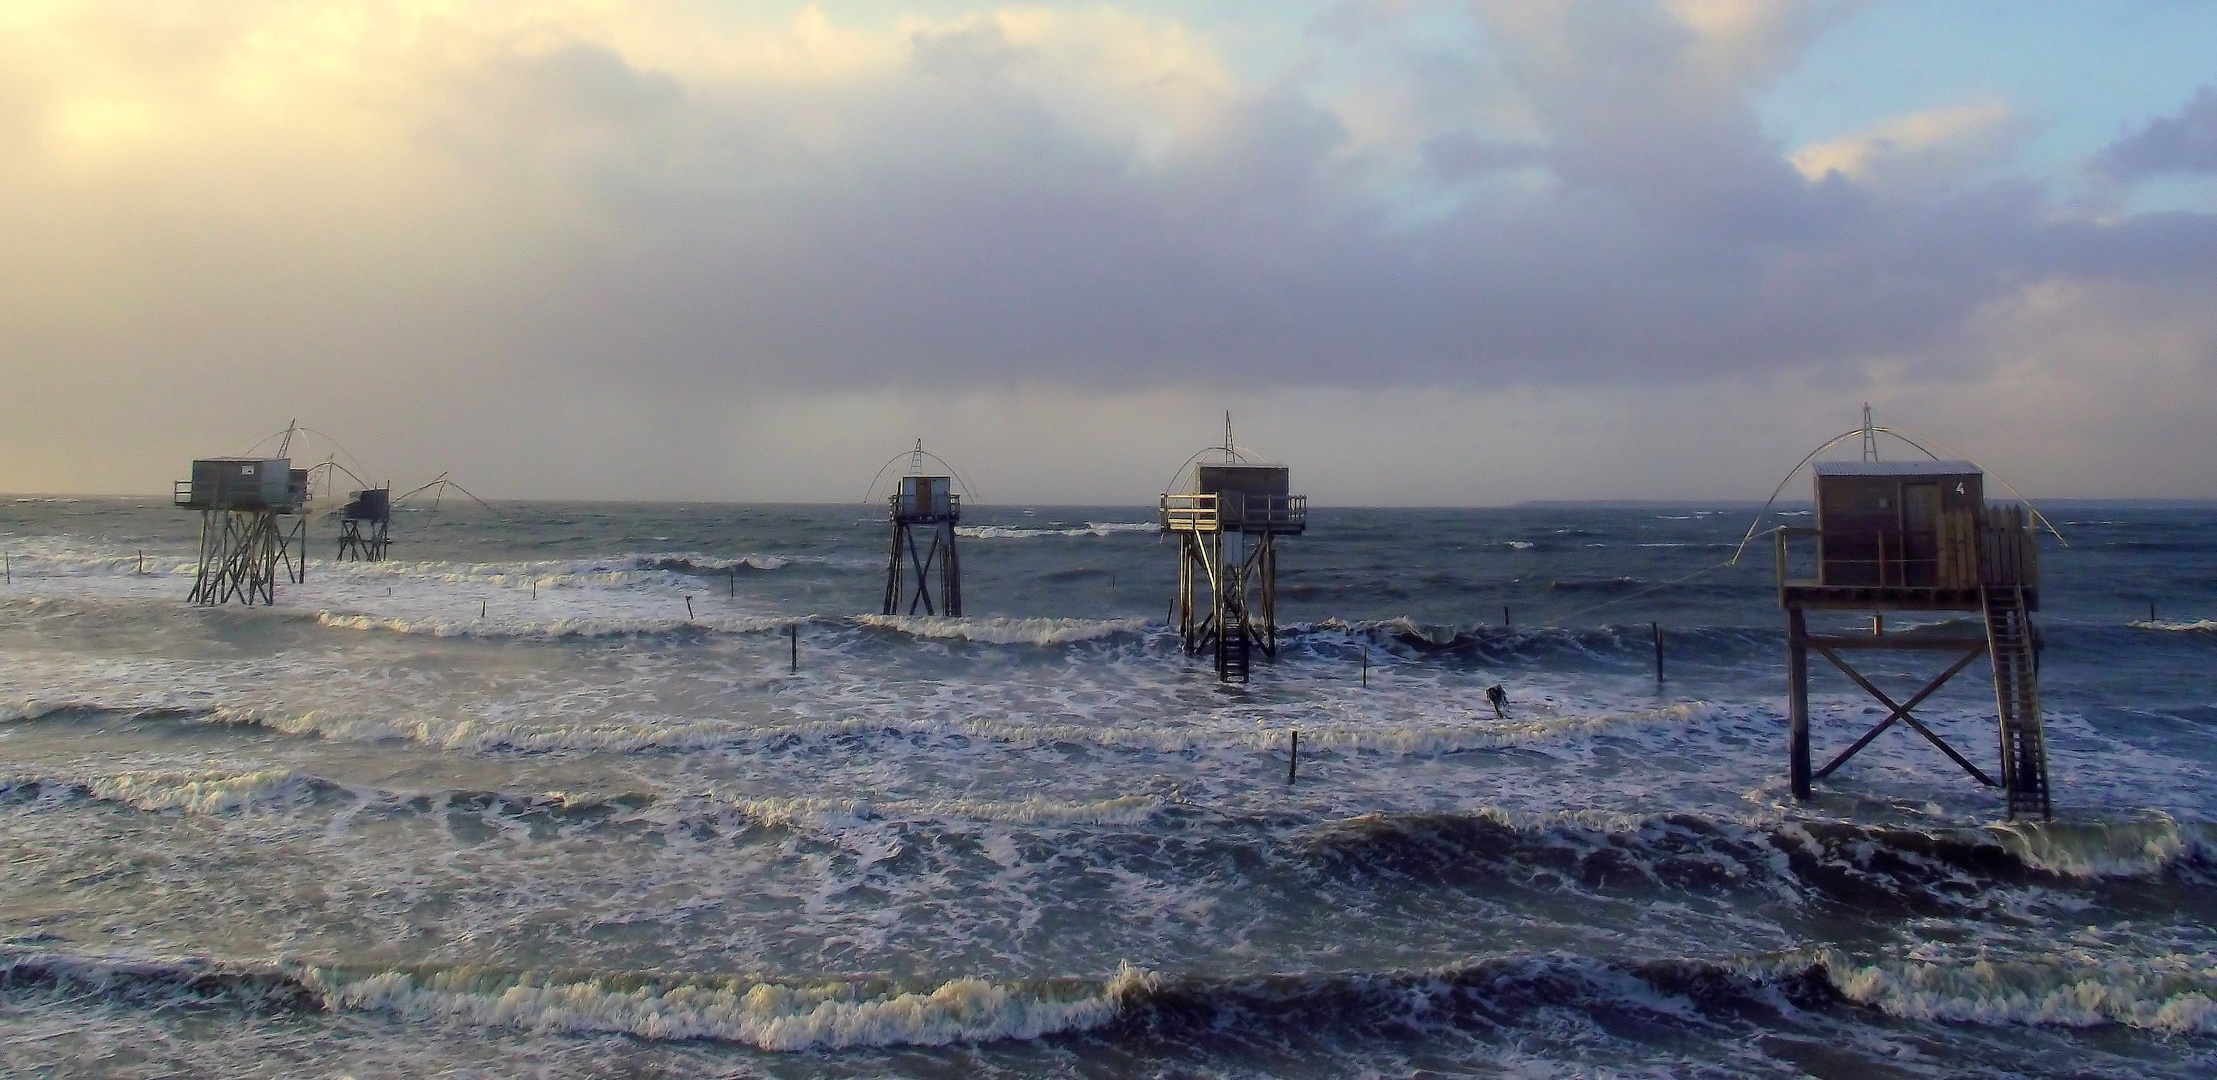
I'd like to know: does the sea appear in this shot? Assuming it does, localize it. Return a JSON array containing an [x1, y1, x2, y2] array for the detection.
[[0, 495, 2212, 1078]]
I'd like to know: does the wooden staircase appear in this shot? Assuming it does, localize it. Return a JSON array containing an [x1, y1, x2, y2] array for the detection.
[[1983, 584, 2050, 819], [1218, 605, 1253, 683]]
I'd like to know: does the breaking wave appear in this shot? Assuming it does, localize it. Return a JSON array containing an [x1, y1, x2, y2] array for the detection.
[[0, 768, 311, 815], [12, 944, 2210, 1047], [955, 523, 1155, 540], [1302, 808, 2217, 910], [0, 946, 1137, 1049], [2132, 618, 2217, 633], [1830, 950, 2217, 1033], [0, 695, 1736, 760], [853, 614, 1152, 646], [0, 764, 1163, 833], [314, 611, 795, 640]]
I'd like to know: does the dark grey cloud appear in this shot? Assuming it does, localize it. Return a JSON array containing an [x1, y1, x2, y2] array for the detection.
[[2100, 85, 2217, 179]]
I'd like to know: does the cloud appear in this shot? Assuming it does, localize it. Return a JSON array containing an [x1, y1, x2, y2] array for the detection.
[[2098, 84, 2217, 180], [0, 2, 2210, 499], [1787, 101, 2019, 187]]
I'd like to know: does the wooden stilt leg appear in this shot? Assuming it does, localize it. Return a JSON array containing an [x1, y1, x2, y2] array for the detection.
[[1789, 607, 1811, 800]]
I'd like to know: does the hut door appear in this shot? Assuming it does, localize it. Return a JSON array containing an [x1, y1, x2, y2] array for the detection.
[[1902, 483, 1940, 586]]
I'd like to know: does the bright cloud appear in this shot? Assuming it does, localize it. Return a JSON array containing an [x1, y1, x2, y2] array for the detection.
[[1788, 100, 2016, 184], [0, 1, 2210, 500]]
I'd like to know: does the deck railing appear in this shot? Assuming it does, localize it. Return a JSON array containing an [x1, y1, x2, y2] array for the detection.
[[1160, 493, 1306, 533], [889, 492, 960, 523], [1160, 493, 1221, 532]]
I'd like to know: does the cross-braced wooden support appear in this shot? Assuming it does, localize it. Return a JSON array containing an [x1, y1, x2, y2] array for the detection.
[[1789, 626, 1996, 797], [336, 517, 390, 561], [188, 509, 305, 606], [1783, 607, 2047, 817], [1172, 528, 1280, 682], [883, 516, 960, 617]]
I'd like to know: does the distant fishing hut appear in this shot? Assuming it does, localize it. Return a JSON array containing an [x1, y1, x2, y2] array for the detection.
[[175, 456, 308, 605], [879, 441, 963, 617], [336, 485, 392, 561], [1771, 437, 2049, 817], [1161, 417, 1306, 682]]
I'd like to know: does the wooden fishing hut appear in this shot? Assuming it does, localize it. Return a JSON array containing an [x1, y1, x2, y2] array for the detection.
[[336, 485, 392, 561], [175, 457, 309, 605], [1774, 459, 2049, 817], [884, 473, 961, 617], [1161, 447, 1306, 682]]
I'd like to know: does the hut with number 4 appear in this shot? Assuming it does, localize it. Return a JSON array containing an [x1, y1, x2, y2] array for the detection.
[[1768, 427, 2050, 818]]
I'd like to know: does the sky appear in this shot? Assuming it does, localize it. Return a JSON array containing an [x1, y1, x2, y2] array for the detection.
[[2, 0, 2214, 505]]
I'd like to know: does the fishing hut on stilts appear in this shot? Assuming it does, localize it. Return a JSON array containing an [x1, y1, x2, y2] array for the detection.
[[175, 429, 310, 605], [336, 485, 392, 561], [876, 441, 965, 617], [1160, 416, 1306, 682], [1764, 408, 2052, 817]]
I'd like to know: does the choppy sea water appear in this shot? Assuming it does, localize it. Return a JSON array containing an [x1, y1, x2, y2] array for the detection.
[[1, 496, 2212, 1078]]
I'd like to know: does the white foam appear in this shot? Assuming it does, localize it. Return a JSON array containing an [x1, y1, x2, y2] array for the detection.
[[2130, 618, 2216, 632], [854, 614, 1150, 646], [310, 963, 1155, 1050], [1829, 951, 2217, 1033], [314, 611, 791, 640], [226, 706, 757, 755], [0, 699, 78, 724], [1985, 814, 2217, 879], [716, 794, 1163, 830], [955, 522, 1155, 539], [2, 767, 306, 814], [953, 701, 1728, 757]]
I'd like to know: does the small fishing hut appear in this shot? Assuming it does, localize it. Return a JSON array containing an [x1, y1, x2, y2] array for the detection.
[[175, 456, 308, 605], [336, 485, 392, 561], [1772, 435, 2049, 817], [879, 443, 963, 617], [1161, 417, 1306, 682]]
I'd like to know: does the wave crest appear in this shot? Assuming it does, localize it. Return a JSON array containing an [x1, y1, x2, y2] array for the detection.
[[1831, 950, 2217, 1033], [314, 611, 793, 640], [955, 523, 1154, 540], [854, 615, 1151, 646]]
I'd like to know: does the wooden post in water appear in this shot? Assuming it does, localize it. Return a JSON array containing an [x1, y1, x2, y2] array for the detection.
[[685, 596, 694, 621], [729, 567, 735, 598], [2150, 599, 2157, 623], [1787, 607, 1810, 800], [480, 599, 487, 619], [1286, 730, 1298, 785], [1361, 648, 1368, 687], [789, 623, 798, 672], [1503, 606, 1511, 628], [1652, 622, 1664, 683]]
